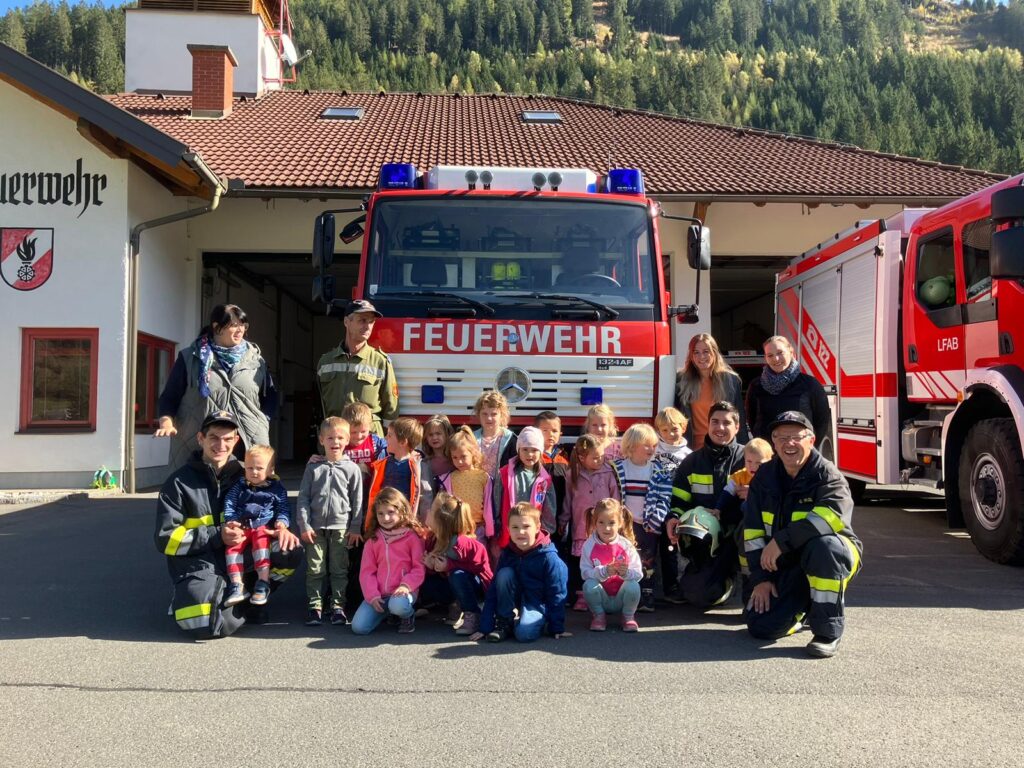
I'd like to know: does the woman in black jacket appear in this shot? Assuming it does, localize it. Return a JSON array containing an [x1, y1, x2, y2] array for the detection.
[[746, 335, 831, 444]]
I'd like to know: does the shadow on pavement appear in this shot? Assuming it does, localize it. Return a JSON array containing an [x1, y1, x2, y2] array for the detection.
[[0, 486, 1021, 647]]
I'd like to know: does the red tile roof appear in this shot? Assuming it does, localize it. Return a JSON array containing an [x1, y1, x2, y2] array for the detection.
[[107, 90, 1004, 197]]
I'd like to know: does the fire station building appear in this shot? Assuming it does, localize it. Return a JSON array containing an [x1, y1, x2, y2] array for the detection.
[[0, 1, 1003, 491]]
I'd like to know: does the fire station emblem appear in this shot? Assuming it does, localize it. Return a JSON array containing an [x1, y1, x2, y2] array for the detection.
[[1, 228, 54, 291]]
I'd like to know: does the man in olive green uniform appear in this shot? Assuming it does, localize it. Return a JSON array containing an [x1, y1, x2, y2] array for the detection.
[[317, 300, 399, 437]]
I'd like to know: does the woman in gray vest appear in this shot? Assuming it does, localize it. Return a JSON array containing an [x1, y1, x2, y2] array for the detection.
[[155, 304, 277, 472]]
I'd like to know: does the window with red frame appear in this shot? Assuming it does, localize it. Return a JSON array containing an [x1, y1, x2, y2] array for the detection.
[[136, 332, 176, 429], [20, 328, 99, 431]]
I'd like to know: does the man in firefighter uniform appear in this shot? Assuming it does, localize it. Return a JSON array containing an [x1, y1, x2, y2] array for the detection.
[[317, 299, 399, 437], [666, 401, 746, 608], [743, 410, 862, 658], [154, 410, 302, 637]]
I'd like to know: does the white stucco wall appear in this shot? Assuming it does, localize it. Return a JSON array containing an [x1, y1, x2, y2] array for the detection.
[[125, 10, 269, 96], [128, 164, 204, 478], [0, 81, 129, 488]]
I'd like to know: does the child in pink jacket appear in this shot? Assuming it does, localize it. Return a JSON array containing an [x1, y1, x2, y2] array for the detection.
[[562, 434, 621, 611], [351, 487, 426, 636]]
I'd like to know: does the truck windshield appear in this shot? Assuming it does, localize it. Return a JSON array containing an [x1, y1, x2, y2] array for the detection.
[[362, 196, 657, 318]]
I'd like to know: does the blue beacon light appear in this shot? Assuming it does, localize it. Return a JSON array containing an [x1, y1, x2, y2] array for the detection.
[[580, 387, 604, 406], [604, 168, 645, 196], [379, 163, 418, 190]]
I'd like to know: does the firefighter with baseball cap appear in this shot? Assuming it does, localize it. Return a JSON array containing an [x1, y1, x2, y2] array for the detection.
[[154, 410, 302, 637], [316, 299, 399, 437], [743, 410, 863, 657]]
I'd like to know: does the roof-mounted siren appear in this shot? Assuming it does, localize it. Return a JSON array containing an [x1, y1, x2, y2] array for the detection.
[[379, 163, 419, 191], [602, 168, 645, 196]]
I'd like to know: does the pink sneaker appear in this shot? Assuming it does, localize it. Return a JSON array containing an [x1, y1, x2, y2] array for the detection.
[[621, 614, 639, 632], [589, 613, 607, 632], [572, 591, 589, 612]]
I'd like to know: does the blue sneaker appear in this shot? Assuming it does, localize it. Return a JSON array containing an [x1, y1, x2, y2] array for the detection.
[[224, 582, 249, 607], [250, 580, 271, 606]]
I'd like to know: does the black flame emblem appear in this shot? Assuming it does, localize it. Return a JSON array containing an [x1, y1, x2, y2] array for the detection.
[[16, 236, 37, 283]]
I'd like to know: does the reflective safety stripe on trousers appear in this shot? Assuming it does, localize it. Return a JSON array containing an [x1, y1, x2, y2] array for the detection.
[[164, 514, 215, 556], [689, 473, 714, 496], [174, 602, 212, 630], [807, 536, 861, 605]]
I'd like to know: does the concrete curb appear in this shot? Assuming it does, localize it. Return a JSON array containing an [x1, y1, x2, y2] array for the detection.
[[0, 488, 121, 505]]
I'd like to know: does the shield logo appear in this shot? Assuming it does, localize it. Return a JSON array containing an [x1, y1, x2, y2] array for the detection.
[[1, 228, 54, 291]]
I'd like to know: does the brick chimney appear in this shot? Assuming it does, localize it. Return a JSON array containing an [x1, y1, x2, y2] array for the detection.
[[187, 44, 238, 118]]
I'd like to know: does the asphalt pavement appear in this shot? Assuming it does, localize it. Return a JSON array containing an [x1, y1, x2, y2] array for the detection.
[[1, 487, 1022, 767]]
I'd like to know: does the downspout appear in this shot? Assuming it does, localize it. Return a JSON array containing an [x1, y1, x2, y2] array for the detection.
[[124, 152, 225, 493]]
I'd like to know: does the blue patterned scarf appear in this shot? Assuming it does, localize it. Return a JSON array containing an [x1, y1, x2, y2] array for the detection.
[[197, 334, 249, 398], [760, 358, 801, 396]]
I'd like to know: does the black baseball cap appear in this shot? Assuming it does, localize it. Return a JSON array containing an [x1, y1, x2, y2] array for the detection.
[[767, 410, 814, 434], [344, 299, 382, 317], [200, 410, 240, 431]]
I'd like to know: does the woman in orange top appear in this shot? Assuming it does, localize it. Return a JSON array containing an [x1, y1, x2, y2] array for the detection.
[[674, 333, 749, 449]]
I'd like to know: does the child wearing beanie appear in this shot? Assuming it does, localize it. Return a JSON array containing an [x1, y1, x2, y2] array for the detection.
[[491, 426, 557, 549]]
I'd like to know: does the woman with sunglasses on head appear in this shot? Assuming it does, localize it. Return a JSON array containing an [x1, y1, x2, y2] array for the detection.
[[155, 304, 277, 472]]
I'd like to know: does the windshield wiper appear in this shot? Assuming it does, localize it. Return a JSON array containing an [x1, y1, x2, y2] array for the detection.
[[498, 292, 620, 319], [370, 291, 495, 317]]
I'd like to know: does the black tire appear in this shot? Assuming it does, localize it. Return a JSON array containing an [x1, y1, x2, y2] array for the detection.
[[819, 434, 835, 463], [847, 478, 867, 505], [991, 186, 1024, 222], [958, 418, 1024, 565]]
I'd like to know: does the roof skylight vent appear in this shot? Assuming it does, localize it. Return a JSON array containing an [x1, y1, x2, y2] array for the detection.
[[521, 109, 562, 125], [321, 106, 364, 121]]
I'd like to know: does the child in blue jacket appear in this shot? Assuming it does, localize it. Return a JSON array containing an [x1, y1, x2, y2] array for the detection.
[[472, 502, 570, 643]]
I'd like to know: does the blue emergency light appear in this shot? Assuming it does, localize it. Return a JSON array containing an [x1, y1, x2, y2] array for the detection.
[[603, 168, 645, 196], [421, 385, 445, 404], [580, 387, 604, 406], [379, 163, 418, 190]]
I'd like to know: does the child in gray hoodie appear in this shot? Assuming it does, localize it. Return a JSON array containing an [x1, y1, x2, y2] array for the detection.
[[297, 416, 363, 626]]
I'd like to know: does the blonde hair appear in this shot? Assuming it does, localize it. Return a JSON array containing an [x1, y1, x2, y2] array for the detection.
[[620, 423, 658, 458], [584, 404, 618, 439], [388, 417, 423, 449], [508, 502, 542, 526], [473, 391, 510, 427], [319, 416, 350, 436], [428, 492, 476, 557], [655, 406, 688, 433], [676, 333, 737, 406], [586, 498, 636, 545], [763, 335, 795, 353], [569, 434, 603, 486], [367, 487, 424, 538], [744, 437, 774, 461], [421, 414, 454, 458], [340, 402, 372, 428], [448, 425, 483, 470], [245, 444, 275, 467]]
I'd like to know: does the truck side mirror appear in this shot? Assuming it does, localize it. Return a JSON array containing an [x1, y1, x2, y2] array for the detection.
[[991, 226, 1024, 280], [313, 213, 336, 271], [687, 225, 711, 270], [340, 215, 366, 244]]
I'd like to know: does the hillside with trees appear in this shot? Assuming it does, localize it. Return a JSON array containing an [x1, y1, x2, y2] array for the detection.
[[3, 0, 1024, 173]]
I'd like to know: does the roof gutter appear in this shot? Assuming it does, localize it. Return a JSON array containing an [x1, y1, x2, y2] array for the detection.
[[124, 152, 226, 494]]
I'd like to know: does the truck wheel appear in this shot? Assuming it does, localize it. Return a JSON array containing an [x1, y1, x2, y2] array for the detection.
[[991, 186, 1024, 222], [958, 418, 1024, 565]]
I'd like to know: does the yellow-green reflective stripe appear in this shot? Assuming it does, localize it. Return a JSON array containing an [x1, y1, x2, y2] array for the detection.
[[811, 506, 844, 533], [844, 535, 862, 575], [673, 487, 693, 502], [164, 526, 188, 555], [185, 515, 214, 529], [792, 510, 808, 521], [761, 511, 775, 526], [689, 473, 714, 494], [738, 554, 748, 567], [808, 576, 841, 593], [690, 473, 713, 484], [744, 528, 766, 541], [174, 602, 212, 621]]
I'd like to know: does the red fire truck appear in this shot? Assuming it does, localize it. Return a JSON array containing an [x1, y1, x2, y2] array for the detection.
[[313, 164, 708, 429], [776, 174, 1024, 564]]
